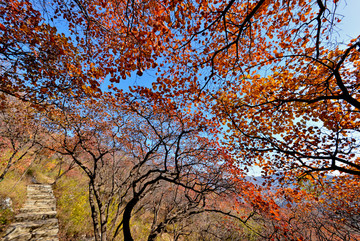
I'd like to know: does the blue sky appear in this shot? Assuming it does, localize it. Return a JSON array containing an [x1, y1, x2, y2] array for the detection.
[[337, 0, 360, 41]]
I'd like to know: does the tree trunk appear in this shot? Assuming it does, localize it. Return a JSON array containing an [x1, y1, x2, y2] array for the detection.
[[89, 183, 101, 241], [123, 196, 139, 241], [100, 206, 107, 241]]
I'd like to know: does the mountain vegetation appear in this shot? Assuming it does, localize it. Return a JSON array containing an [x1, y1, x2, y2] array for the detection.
[[1, 0, 359, 240]]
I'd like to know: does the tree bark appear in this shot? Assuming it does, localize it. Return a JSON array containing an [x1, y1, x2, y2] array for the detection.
[[89, 183, 101, 241], [123, 195, 139, 241]]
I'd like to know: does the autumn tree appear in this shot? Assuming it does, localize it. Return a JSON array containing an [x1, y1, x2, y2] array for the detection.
[[134, 0, 360, 238], [38, 91, 246, 241], [199, 3, 360, 230], [128, 0, 359, 178], [247, 174, 360, 240], [3, 0, 360, 239], [117, 93, 249, 241], [121, 0, 360, 194], [0, 0, 98, 104], [38, 95, 122, 241], [0, 0, 183, 105], [0, 94, 43, 182]]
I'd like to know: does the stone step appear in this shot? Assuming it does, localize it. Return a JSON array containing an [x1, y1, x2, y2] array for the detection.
[[10, 218, 58, 229], [27, 188, 53, 193], [3, 219, 59, 240], [3, 184, 59, 240], [2, 231, 59, 241], [29, 226, 58, 237], [2, 232, 32, 241], [27, 184, 53, 189], [24, 199, 56, 207], [27, 190, 54, 196], [20, 205, 56, 213], [27, 186, 53, 193], [26, 194, 55, 200], [15, 211, 57, 222], [36, 238, 59, 241], [27, 187, 53, 192], [26, 190, 54, 196]]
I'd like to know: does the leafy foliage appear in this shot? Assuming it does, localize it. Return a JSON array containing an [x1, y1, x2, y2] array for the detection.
[[1, 0, 360, 240]]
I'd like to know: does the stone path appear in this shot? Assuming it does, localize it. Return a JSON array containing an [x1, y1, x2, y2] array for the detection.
[[2, 184, 59, 241]]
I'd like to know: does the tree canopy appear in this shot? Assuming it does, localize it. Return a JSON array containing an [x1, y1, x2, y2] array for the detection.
[[1, 0, 360, 240]]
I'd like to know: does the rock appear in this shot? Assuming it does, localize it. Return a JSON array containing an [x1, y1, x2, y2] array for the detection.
[[0, 197, 13, 212], [31, 176, 39, 184]]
